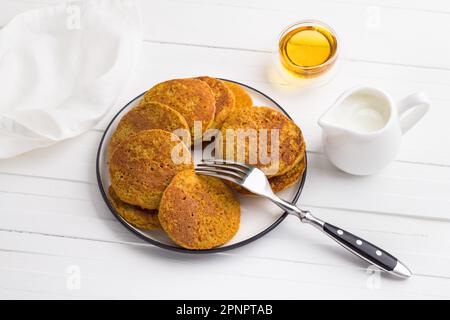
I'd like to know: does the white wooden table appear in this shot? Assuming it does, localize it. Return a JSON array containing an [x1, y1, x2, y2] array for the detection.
[[1, 0, 450, 299]]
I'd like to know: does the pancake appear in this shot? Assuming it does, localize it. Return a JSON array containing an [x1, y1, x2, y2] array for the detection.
[[269, 156, 306, 192], [231, 155, 306, 195], [223, 81, 253, 109], [158, 170, 240, 250], [142, 78, 215, 140], [196, 76, 235, 128], [108, 186, 161, 230], [218, 106, 305, 177], [108, 101, 190, 160], [109, 129, 193, 209]]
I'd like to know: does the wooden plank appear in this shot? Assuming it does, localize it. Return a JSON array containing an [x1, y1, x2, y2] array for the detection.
[[0, 141, 450, 220], [1, 178, 450, 278], [302, 153, 450, 220], [0, 231, 449, 299], [173, 0, 450, 14], [136, 0, 450, 69], [0, 129, 449, 220], [1, 0, 450, 69]]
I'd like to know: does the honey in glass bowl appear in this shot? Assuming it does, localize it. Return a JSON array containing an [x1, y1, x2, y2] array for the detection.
[[278, 20, 338, 78]]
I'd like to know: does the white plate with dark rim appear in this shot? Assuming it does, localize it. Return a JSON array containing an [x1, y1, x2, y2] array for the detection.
[[96, 79, 307, 253]]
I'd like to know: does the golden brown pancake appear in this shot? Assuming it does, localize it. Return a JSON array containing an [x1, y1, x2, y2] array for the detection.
[[269, 156, 306, 192], [108, 186, 161, 230], [196, 76, 235, 128], [142, 79, 215, 140], [223, 81, 253, 109], [158, 170, 240, 250], [109, 129, 193, 209], [218, 106, 305, 177], [108, 101, 190, 160], [231, 156, 306, 195]]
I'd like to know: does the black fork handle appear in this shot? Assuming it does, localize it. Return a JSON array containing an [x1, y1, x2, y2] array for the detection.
[[272, 198, 411, 278], [302, 211, 412, 278]]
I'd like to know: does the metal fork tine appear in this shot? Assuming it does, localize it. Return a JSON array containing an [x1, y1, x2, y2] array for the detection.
[[195, 169, 242, 185], [201, 159, 252, 171], [197, 162, 248, 175], [195, 166, 243, 180]]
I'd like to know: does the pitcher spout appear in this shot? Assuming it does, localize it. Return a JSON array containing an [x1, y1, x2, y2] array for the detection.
[[318, 112, 348, 136]]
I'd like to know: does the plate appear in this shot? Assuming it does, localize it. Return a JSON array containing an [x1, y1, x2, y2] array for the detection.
[[96, 79, 307, 253]]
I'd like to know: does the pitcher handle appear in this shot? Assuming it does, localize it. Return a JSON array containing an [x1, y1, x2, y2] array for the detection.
[[397, 92, 430, 134]]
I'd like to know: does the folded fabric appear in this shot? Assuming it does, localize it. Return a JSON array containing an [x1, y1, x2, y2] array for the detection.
[[0, 0, 142, 158]]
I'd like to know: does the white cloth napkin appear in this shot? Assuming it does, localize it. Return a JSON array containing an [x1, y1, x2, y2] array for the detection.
[[0, 0, 142, 158]]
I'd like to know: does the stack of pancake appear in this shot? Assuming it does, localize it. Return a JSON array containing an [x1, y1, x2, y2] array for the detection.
[[108, 77, 306, 250]]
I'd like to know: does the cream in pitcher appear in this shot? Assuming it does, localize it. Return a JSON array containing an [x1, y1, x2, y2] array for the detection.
[[318, 86, 430, 175]]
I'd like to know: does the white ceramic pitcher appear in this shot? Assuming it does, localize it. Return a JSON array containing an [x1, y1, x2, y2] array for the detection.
[[318, 86, 430, 175]]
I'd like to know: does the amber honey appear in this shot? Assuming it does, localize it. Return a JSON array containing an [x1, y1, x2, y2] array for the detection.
[[278, 21, 338, 78]]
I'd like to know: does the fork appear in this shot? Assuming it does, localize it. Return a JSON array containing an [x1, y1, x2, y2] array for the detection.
[[195, 159, 412, 278]]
